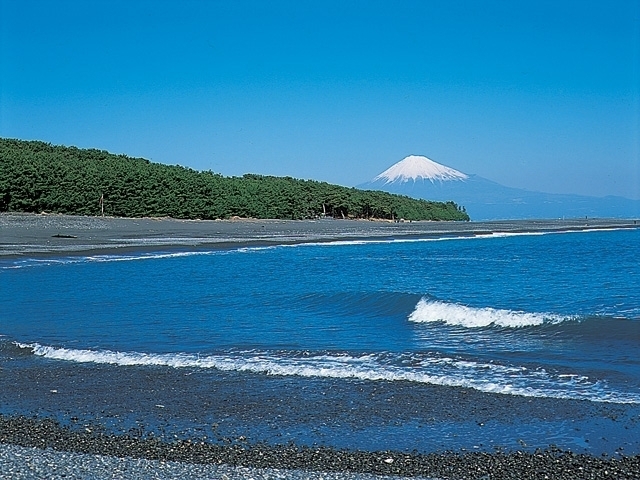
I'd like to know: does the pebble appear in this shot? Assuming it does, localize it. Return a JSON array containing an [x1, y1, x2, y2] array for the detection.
[[0, 443, 419, 480], [1, 415, 639, 479]]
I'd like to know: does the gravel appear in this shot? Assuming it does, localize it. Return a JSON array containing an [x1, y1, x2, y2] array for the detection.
[[1, 416, 639, 479], [0, 443, 421, 480]]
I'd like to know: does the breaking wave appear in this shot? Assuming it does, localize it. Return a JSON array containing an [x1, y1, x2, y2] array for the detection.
[[14, 342, 640, 404], [408, 298, 572, 328]]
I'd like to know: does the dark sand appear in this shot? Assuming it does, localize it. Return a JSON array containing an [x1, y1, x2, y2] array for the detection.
[[1, 212, 638, 258]]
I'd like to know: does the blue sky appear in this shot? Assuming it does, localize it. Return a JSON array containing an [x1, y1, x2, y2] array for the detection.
[[1, 0, 639, 199]]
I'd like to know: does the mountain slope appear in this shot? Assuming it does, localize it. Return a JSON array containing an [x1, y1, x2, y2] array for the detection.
[[373, 155, 468, 183], [359, 156, 640, 220]]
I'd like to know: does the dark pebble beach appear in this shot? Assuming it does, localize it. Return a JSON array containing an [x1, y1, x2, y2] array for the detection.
[[1, 416, 639, 479]]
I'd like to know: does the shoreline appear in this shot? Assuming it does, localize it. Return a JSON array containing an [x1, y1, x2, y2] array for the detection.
[[2, 341, 639, 476], [3, 213, 640, 478], [2, 212, 638, 259], [1, 415, 639, 479]]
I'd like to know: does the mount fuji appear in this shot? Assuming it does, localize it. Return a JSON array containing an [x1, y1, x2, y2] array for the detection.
[[358, 155, 640, 221]]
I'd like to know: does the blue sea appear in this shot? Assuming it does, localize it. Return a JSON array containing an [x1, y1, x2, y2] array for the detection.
[[1, 226, 640, 455]]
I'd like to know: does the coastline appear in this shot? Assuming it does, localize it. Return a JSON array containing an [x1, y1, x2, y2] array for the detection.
[[2, 212, 640, 479], [1, 212, 638, 259], [1, 415, 638, 479]]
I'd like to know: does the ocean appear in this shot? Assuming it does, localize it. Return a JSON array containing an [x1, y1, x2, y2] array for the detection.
[[1, 226, 639, 457]]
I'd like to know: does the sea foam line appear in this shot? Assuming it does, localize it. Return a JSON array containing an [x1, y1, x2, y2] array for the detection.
[[15, 343, 639, 404], [0, 249, 231, 269], [2, 226, 630, 270], [408, 298, 572, 328], [245, 227, 631, 251]]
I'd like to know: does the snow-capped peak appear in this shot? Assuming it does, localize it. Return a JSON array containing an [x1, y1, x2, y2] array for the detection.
[[373, 155, 468, 184]]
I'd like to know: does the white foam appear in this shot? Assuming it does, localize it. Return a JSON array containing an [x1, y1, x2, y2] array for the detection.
[[83, 250, 219, 263], [267, 228, 623, 250], [0, 250, 232, 269], [2, 226, 628, 270], [408, 298, 570, 328], [16, 343, 639, 404]]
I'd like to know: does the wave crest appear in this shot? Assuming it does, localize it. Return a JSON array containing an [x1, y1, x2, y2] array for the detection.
[[408, 298, 570, 328], [14, 342, 639, 404]]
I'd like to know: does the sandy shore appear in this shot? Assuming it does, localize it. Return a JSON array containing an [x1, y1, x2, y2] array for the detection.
[[1, 213, 638, 258]]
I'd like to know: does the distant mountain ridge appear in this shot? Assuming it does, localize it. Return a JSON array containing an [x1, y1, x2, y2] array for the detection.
[[359, 155, 640, 220]]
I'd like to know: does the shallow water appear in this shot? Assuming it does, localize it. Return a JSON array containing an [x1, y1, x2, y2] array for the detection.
[[1, 227, 639, 454]]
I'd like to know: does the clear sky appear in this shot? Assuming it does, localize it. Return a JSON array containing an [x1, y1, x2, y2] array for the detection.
[[1, 0, 639, 199]]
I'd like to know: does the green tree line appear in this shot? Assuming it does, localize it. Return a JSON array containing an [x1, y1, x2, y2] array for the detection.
[[0, 138, 469, 221]]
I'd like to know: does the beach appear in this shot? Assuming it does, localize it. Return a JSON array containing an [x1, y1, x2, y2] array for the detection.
[[2, 414, 640, 479], [1, 360, 640, 479], [2, 213, 640, 479], [1, 212, 637, 258]]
